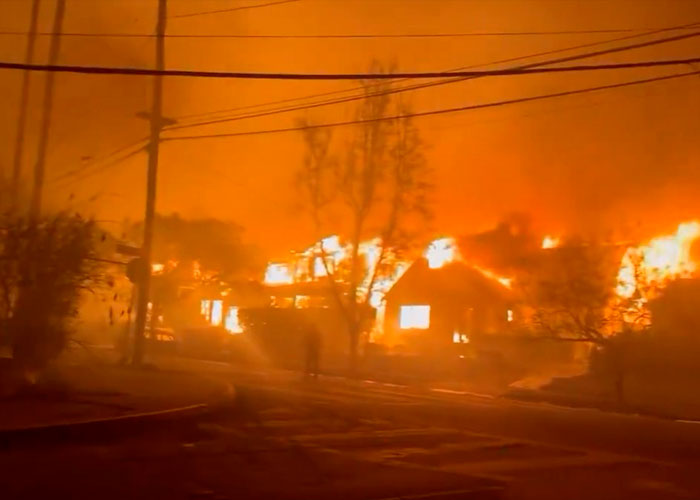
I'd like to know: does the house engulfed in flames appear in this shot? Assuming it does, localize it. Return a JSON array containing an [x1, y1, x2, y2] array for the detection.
[[614, 221, 700, 328], [259, 235, 516, 351], [379, 220, 700, 352], [261, 235, 410, 328], [195, 219, 700, 358], [383, 238, 515, 352]]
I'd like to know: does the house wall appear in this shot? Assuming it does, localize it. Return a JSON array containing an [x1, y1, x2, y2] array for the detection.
[[383, 295, 509, 353]]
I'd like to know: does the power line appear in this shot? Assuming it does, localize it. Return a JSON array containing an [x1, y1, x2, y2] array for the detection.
[[1, 55, 699, 80], [51, 142, 147, 186], [2, 27, 698, 39], [47, 21, 700, 183], [163, 70, 700, 142], [163, 58, 700, 132], [169, 0, 300, 19], [49, 135, 149, 183], [48, 24, 700, 181], [173, 20, 700, 122], [56, 70, 699, 186], [162, 28, 700, 131]]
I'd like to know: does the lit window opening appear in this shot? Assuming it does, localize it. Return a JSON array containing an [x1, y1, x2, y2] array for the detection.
[[399, 305, 430, 329], [453, 332, 470, 344], [224, 306, 243, 334], [211, 300, 223, 326]]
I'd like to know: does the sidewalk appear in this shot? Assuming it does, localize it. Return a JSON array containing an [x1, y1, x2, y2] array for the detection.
[[506, 374, 700, 422], [0, 352, 234, 432]]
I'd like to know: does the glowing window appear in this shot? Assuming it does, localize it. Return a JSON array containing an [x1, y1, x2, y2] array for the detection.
[[507, 309, 514, 322], [399, 305, 430, 329], [200, 299, 211, 318], [210, 300, 223, 326], [453, 332, 469, 344], [224, 306, 243, 334]]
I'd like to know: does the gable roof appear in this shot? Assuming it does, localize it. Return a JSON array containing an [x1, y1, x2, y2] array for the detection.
[[385, 258, 511, 305]]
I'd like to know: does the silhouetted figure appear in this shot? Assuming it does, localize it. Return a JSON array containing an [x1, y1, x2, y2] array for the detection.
[[304, 321, 321, 379]]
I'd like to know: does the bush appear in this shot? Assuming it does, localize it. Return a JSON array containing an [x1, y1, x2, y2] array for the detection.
[[0, 213, 102, 373]]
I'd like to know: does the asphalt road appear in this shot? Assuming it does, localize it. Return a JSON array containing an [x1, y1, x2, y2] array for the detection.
[[1, 363, 700, 499]]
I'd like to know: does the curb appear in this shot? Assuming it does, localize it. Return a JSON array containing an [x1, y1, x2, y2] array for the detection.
[[0, 403, 208, 449], [504, 388, 700, 423], [0, 382, 237, 450]]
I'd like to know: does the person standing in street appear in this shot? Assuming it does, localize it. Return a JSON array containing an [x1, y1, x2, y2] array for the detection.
[[303, 318, 321, 379]]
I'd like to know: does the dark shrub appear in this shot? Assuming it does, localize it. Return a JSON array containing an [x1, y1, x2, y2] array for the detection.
[[0, 214, 101, 373]]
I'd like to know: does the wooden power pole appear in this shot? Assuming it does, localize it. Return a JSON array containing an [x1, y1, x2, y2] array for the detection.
[[11, 0, 40, 208], [132, 0, 167, 365], [29, 0, 65, 220]]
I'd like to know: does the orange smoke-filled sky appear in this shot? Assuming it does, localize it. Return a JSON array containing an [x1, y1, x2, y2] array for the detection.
[[0, 0, 699, 256]]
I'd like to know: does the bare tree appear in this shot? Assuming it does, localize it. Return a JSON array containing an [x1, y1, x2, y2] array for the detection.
[[364, 96, 432, 298], [296, 118, 336, 232], [296, 63, 432, 372], [524, 244, 650, 403]]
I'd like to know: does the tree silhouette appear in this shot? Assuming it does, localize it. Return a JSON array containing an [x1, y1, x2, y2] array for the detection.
[[296, 62, 432, 371]]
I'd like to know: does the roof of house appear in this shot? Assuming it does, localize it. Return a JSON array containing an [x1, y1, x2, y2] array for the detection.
[[385, 258, 512, 306], [264, 280, 343, 298]]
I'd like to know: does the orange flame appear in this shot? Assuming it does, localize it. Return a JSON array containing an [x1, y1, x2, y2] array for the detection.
[[474, 265, 513, 289], [617, 221, 700, 299], [423, 237, 512, 288], [264, 263, 294, 285], [542, 235, 561, 249], [425, 237, 459, 269]]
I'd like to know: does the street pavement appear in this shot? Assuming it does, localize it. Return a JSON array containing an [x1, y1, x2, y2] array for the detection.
[[1, 360, 699, 499]]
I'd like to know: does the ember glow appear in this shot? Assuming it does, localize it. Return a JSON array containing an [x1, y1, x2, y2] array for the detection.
[[425, 238, 459, 269], [616, 221, 700, 299]]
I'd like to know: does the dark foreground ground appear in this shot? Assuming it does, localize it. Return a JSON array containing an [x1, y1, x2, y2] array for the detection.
[[1, 362, 700, 500]]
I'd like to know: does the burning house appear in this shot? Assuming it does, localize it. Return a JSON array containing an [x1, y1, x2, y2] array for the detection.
[[383, 257, 514, 353], [381, 237, 515, 353], [243, 220, 700, 367], [253, 235, 396, 360]]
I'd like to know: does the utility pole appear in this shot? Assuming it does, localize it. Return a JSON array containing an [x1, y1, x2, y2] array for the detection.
[[29, 0, 65, 220], [11, 0, 40, 209], [132, 0, 167, 366]]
